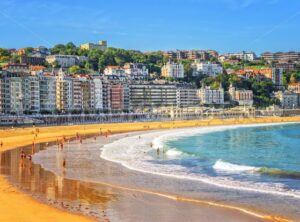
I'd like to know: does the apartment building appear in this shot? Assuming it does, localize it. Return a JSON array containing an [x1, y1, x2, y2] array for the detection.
[[262, 51, 300, 63], [55, 70, 73, 112], [163, 50, 215, 61], [229, 85, 253, 106], [274, 91, 299, 109], [0, 72, 23, 114], [3, 64, 30, 74], [80, 40, 107, 51], [110, 84, 125, 111], [93, 77, 103, 111], [275, 63, 295, 72], [130, 84, 177, 110], [188, 50, 210, 60], [20, 56, 46, 66], [104, 66, 126, 80], [39, 74, 56, 113], [206, 50, 219, 58], [220, 51, 256, 62], [81, 78, 95, 111], [198, 86, 224, 105], [46, 55, 88, 68], [102, 80, 112, 112], [161, 62, 184, 79], [124, 63, 149, 80], [176, 84, 200, 108], [68, 76, 99, 112], [192, 61, 223, 77], [22, 76, 40, 114]]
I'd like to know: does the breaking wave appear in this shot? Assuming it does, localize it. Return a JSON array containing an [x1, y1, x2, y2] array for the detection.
[[213, 160, 259, 173]]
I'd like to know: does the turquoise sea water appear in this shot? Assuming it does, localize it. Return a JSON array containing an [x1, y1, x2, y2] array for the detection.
[[165, 124, 300, 192]]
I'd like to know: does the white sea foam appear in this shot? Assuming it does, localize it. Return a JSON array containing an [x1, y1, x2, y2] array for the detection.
[[213, 160, 259, 173], [166, 149, 183, 157], [101, 122, 300, 199]]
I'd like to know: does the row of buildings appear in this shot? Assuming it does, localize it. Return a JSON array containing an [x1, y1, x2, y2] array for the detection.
[[159, 50, 219, 61], [219, 51, 257, 62], [0, 69, 256, 115], [161, 61, 224, 79], [261, 52, 300, 63]]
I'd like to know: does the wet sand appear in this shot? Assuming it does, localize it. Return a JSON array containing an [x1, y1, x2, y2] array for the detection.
[[1, 133, 268, 222], [1, 117, 300, 222]]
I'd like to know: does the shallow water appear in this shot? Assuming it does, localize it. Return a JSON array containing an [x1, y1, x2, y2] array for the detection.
[[0, 143, 117, 221], [165, 124, 300, 193]]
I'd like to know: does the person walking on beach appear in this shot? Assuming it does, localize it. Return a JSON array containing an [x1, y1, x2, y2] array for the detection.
[[20, 149, 26, 159], [31, 143, 35, 154]]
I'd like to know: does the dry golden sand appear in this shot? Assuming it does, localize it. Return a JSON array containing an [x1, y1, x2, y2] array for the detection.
[[0, 116, 300, 222]]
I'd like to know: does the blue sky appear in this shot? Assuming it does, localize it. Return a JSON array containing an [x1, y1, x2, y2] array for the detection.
[[0, 0, 300, 54]]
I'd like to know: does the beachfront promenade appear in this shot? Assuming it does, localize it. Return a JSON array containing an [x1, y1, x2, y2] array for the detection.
[[1, 108, 300, 127]]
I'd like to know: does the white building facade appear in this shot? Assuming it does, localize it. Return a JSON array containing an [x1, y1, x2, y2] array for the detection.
[[39, 75, 56, 113], [104, 66, 126, 80], [93, 77, 103, 111], [46, 55, 88, 68], [220, 51, 256, 62], [192, 61, 223, 77], [124, 63, 149, 80], [22, 76, 40, 114], [161, 62, 184, 79], [198, 86, 224, 105], [274, 91, 299, 109]]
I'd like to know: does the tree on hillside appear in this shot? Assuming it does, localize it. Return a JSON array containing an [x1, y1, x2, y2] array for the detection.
[[0, 48, 11, 63], [24, 47, 34, 55], [68, 65, 88, 74]]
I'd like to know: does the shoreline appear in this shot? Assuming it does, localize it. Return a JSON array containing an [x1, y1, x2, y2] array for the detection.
[[1, 116, 300, 222], [101, 122, 300, 199]]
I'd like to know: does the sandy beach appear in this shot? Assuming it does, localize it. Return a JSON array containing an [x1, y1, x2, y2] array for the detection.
[[1, 116, 300, 222]]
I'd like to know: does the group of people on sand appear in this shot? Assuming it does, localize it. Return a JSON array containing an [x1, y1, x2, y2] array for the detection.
[[20, 149, 32, 160]]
